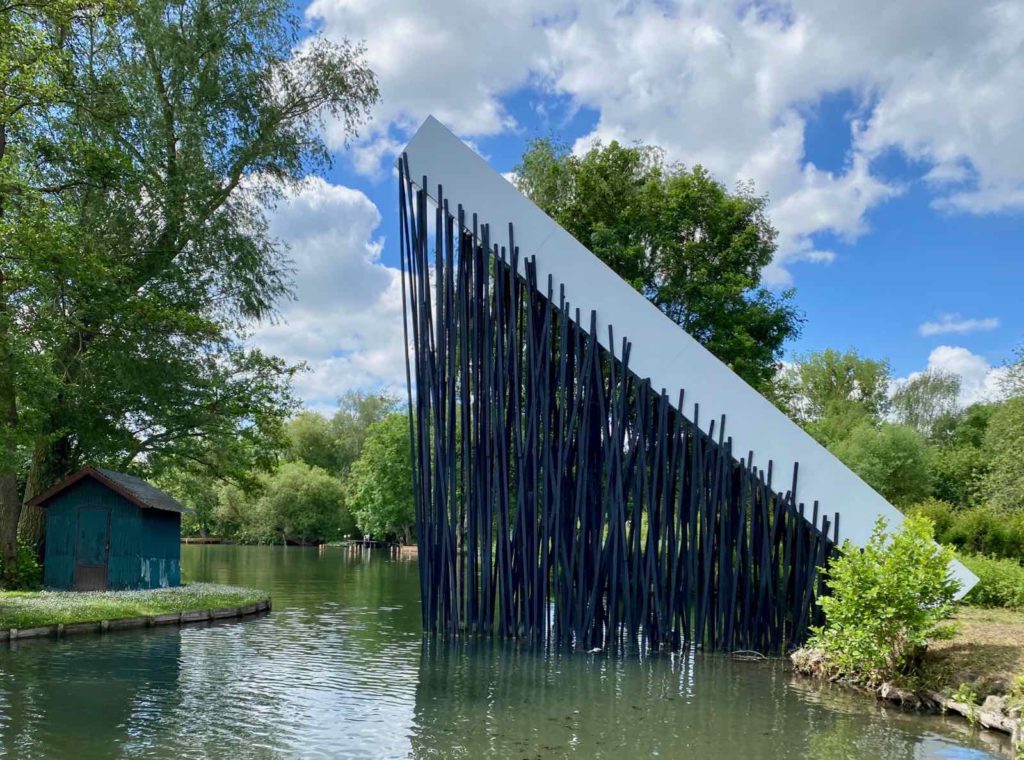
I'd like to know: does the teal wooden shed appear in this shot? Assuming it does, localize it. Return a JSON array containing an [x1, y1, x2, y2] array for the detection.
[[29, 467, 189, 591]]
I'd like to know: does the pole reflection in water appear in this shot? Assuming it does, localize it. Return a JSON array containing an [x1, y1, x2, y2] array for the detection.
[[410, 639, 1006, 760]]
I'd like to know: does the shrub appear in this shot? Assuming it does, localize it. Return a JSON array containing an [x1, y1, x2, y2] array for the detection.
[[808, 515, 958, 684], [979, 397, 1024, 513], [831, 423, 933, 508], [909, 498, 955, 538], [909, 501, 1024, 560], [960, 554, 1024, 609], [0, 537, 43, 590]]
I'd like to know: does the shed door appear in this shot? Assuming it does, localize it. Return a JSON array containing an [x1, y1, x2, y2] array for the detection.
[[75, 507, 110, 591]]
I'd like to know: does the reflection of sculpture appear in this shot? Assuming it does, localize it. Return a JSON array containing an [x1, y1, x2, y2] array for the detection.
[[410, 642, 969, 759], [399, 118, 971, 653]]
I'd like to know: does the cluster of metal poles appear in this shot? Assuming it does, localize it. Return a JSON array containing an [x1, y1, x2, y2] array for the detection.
[[398, 156, 838, 654]]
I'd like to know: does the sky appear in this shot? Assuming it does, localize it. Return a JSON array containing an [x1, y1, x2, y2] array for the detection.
[[252, 0, 1024, 414]]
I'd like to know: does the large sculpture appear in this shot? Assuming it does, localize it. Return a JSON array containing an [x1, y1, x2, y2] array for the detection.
[[399, 117, 975, 653]]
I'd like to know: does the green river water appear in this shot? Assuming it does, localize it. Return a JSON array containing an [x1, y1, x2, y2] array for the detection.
[[0, 545, 1013, 758]]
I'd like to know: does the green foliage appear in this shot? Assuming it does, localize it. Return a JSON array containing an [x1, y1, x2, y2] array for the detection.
[[347, 414, 415, 543], [959, 554, 1024, 609], [285, 412, 346, 475], [515, 138, 800, 391], [212, 482, 253, 542], [951, 682, 981, 725], [1001, 343, 1024, 399], [831, 423, 933, 508], [165, 391, 402, 544], [243, 462, 352, 545], [892, 369, 961, 440], [910, 501, 1024, 560], [2, 0, 380, 550], [775, 349, 891, 442], [979, 397, 1024, 513], [156, 467, 222, 538], [809, 515, 958, 684], [952, 681, 979, 706], [0, 536, 42, 590], [1009, 674, 1024, 712], [284, 391, 400, 478], [932, 402, 994, 449], [931, 444, 988, 507], [274, 461, 353, 542]]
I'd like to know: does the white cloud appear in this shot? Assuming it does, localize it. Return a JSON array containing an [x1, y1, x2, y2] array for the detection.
[[853, 2, 1024, 214], [918, 314, 1001, 337], [307, 0, 565, 166], [250, 177, 408, 411], [900, 345, 1008, 407], [309, 0, 1024, 285]]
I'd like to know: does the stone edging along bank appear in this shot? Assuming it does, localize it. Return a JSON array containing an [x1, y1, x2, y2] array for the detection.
[[1, 597, 272, 642], [792, 649, 1023, 748]]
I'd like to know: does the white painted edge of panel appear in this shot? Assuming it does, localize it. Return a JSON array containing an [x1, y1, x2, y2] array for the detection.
[[401, 115, 976, 598]]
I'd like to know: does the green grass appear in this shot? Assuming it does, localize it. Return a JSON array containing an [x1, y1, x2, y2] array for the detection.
[[925, 606, 1024, 696], [0, 583, 268, 629]]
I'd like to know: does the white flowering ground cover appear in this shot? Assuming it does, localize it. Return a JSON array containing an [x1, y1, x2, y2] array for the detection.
[[0, 583, 267, 629]]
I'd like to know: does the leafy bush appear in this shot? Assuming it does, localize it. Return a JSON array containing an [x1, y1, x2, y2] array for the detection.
[[931, 444, 987, 507], [208, 462, 354, 545], [979, 396, 1024, 513], [909, 500, 1024, 560], [808, 515, 958, 684], [831, 423, 933, 508], [0, 537, 43, 590], [960, 554, 1024, 609]]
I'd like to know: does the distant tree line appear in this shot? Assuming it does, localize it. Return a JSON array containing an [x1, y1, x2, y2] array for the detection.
[[773, 346, 1024, 561], [162, 391, 415, 546]]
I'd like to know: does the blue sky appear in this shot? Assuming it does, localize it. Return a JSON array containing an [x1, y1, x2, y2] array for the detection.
[[255, 0, 1024, 412]]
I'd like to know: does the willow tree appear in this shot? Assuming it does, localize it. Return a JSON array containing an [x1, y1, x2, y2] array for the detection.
[[0, 0, 379, 565]]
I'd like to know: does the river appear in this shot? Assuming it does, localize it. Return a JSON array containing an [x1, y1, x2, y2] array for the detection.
[[0, 545, 1012, 758]]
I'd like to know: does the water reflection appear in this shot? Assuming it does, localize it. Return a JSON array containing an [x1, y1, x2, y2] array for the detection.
[[0, 547, 1011, 758], [410, 642, 1006, 759], [0, 627, 182, 757]]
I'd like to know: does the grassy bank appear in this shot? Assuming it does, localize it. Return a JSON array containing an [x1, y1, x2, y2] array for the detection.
[[926, 606, 1024, 695], [0, 583, 268, 630]]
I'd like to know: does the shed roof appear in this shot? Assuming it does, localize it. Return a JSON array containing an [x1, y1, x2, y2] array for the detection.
[[27, 466, 191, 514]]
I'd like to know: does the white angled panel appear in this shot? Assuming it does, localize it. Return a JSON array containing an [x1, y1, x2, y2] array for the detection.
[[401, 115, 976, 596]]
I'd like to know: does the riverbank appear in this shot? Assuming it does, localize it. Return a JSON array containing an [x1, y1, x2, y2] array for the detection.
[[0, 583, 270, 636], [793, 605, 1024, 750]]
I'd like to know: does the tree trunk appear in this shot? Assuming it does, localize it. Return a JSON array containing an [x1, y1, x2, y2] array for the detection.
[[0, 120, 23, 581], [0, 472, 19, 582], [19, 433, 73, 550], [0, 353, 19, 579]]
